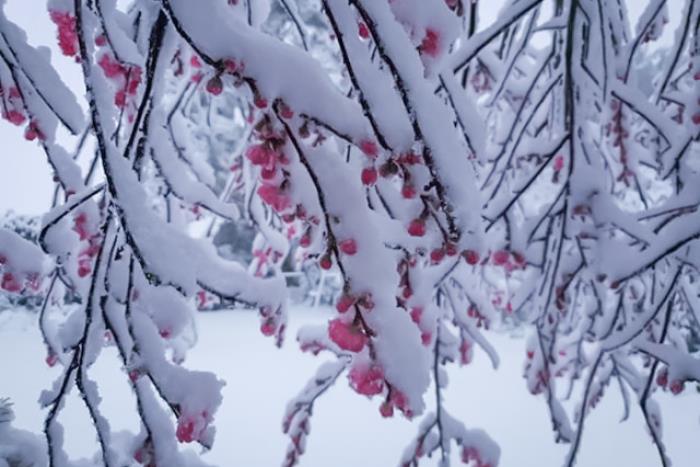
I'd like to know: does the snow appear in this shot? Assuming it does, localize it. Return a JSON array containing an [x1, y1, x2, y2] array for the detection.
[[2, 306, 699, 466]]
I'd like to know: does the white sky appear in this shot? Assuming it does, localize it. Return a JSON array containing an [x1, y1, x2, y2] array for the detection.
[[0, 0, 682, 216]]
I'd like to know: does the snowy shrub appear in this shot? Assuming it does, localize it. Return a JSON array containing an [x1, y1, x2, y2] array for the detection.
[[0, 0, 699, 466]]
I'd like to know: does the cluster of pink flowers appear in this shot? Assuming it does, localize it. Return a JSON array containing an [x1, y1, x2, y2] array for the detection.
[[429, 242, 458, 264], [406, 306, 432, 347], [1, 86, 25, 126], [348, 364, 384, 396], [524, 347, 552, 396], [328, 318, 367, 352], [73, 211, 101, 278], [49, 10, 78, 58], [246, 122, 294, 216], [0, 255, 41, 294], [489, 249, 526, 273], [175, 410, 211, 444], [606, 98, 637, 185], [467, 305, 490, 329], [201, 57, 244, 96], [0, 85, 44, 141], [252, 246, 283, 278], [1, 271, 22, 293], [97, 52, 142, 120]]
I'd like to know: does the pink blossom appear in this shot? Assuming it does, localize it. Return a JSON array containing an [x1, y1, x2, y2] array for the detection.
[[401, 183, 416, 199], [98, 53, 127, 79], [206, 75, 224, 95], [127, 67, 142, 95], [176, 419, 196, 443], [336, 294, 355, 313], [409, 307, 422, 324], [319, 255, 332, 270], [358, 22, 370, 40], [361, 167, 378, 186], [4, 110, 26, 126], [492, 249, 510, 266], [246, 144, 272, 166], [349, 364, 384, 395], [338, 238, 358, 255], [191, 71, 204, 83], [73, 212, 90, 240], [463, 249, 480, 265], [114, 89, 127, 108], [670, 379, 685, 395], [420, 29, 440, 58], [460, 341, 472, 365], [328, 318, 367, 352], [279, 102, 294, 119], [389, 389, 412, 417], [45, 352, 58, 367], [254, 96, 268, 109], [257, 184, 290, 212], [553, 155, 564, 171], [656, 368, 668, 387], [260, 319, 276, 336], [359, 140, 378, 158], [407, 219, 426, 237], [2, 272, 21, 293], [430, 248, 445, 263], [379, 401, 394, 417], [197, 290, 208, 308], [49, 10, 78, 57], [24, 120, 45, 141], [77, 263, 91, 278]]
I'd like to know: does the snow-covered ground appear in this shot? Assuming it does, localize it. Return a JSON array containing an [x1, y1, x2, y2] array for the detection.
[[1, 306, 699, 466]]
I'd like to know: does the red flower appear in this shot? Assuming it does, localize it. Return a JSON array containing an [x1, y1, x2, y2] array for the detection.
[[338, 238, 358, 255], [419, 29, 440, 58], [361, 167, 378, 186], [349, 364, 384, 395], [328, 318, 367, 352], [407, 219, 426, 237]]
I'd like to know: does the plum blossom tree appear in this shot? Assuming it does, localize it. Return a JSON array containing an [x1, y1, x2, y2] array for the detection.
[[0, 0, 699, 466]]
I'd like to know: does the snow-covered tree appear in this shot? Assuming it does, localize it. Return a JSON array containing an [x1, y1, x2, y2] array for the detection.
[[0, 0, 699, 466]]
